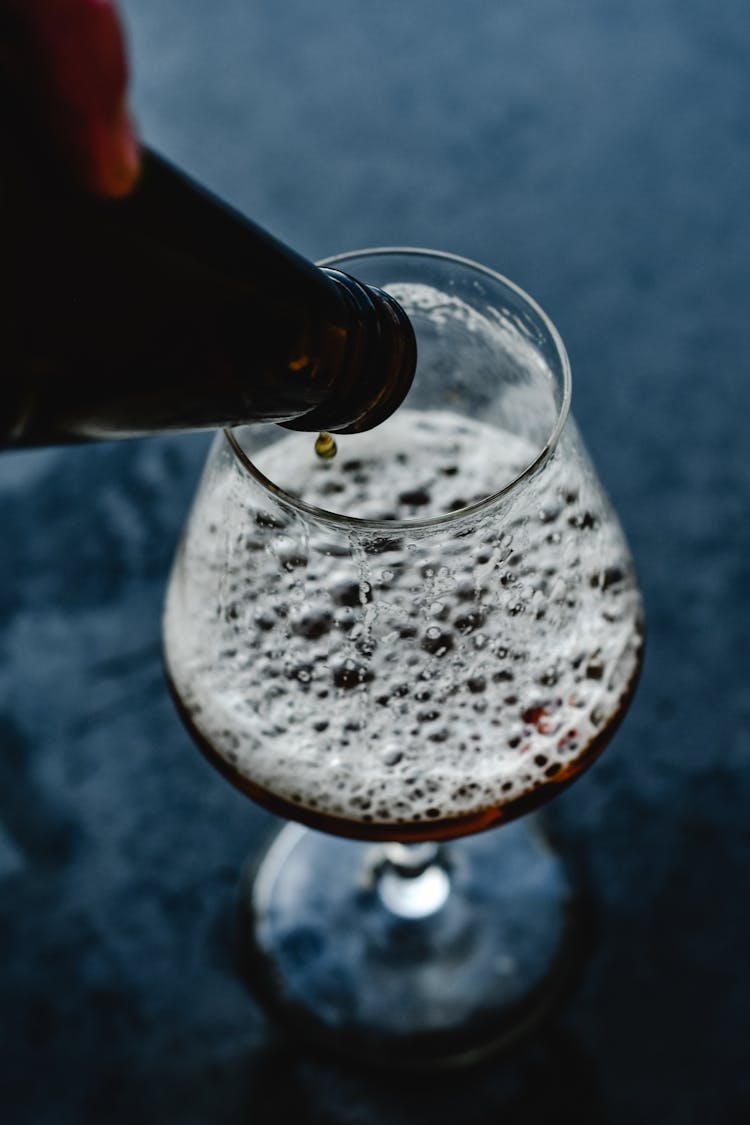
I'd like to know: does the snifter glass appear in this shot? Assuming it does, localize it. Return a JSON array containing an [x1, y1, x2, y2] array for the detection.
[[163, 249, 643, 1066]]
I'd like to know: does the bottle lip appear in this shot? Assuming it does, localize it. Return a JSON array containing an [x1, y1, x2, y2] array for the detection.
[[281, 267, 417, 435], [326, 276, 418, 434], [225, 247, 572, 535]]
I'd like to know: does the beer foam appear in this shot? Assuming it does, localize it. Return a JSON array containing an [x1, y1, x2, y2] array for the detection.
[[164, 410, 643, 831]]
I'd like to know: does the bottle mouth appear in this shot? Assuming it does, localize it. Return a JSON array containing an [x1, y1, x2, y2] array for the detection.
[[330, 280, 418, 434], [281, 269, 417, 435]]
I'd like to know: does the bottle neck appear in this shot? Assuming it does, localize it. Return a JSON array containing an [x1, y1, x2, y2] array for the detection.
[[282, 268, 417, 435]]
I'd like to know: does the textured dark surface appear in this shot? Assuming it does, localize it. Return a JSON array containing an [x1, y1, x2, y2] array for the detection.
[[1, 1, 749, 1121]]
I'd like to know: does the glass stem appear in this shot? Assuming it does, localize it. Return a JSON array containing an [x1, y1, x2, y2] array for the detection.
[[373, 841, 451, 919]]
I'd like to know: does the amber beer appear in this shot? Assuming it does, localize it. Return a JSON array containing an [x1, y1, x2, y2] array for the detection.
[[163, 409, 645, 844], [1, 96, 416, 448], [167, 668, 642, 844]]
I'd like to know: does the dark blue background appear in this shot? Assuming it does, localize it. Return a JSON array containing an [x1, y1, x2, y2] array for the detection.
[[1, 1, 748, 1120]]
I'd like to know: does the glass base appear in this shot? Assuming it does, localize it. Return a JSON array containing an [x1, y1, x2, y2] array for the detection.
[[237, 817, 583, 1069]]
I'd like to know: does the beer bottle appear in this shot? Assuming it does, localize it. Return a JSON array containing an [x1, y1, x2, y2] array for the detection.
[[1, 102, 416, 449]]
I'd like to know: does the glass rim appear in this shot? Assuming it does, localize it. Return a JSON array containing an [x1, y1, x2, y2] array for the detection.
[[224, 247, 572, 534]]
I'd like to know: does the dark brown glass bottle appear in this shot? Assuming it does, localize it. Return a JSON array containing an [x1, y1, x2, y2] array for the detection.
[[1, 107, 416, 449]]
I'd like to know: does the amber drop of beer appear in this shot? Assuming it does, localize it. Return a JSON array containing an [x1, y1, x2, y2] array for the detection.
[[315, 431, 338, 460]]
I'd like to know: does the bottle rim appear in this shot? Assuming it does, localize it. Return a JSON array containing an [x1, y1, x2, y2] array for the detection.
[[224, 247, 572, 534]]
